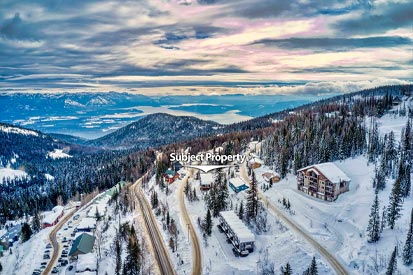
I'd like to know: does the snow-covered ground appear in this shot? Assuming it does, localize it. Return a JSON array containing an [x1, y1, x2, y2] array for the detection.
[[253, 112, 413, 275], [47, 149, 72, 159], [0, 167, 28, 182], [0, 125, 39, 136]]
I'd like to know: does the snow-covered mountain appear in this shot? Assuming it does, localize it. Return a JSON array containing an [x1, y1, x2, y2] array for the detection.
[[87, 113, 221, 149]]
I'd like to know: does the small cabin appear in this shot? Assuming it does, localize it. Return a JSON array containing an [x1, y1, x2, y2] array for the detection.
[[42, 206, 64, 228], [164, 168, 179, 184], [262, 172, 280, 184], [199, 173, 213, 191], [229, 177, 249, 193]]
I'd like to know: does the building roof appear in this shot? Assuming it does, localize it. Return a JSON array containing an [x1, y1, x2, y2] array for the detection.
[[69, 233, 96, 256], [76, 252, 97, 272], [262, 172, 280, 180], [298, 162, 350, 184], [229, 177, 249, 188], [219, 211, 255, 243], [43, 206, 64, 225], [165, 168, 177, 178], [200, 173, 213, 186], [77, 217, 96, 230]]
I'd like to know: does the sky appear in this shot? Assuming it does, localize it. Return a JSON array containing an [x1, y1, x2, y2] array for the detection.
[[0, 0, 412, 95]]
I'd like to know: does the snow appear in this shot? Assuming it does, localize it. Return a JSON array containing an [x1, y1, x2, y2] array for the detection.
[[76, 253, 97, 272], [0, 125, 39, 136], [86, 204, 107, 218], [253, 110, 413, 275], [298, 162, 351, 184], [76, 218, 96, 231], [43, 206, 64, 225], [64, 99, 85, 107], [0, 167, 28, 182], [45, 173, 55, 180], [229, 177, 249, 188], [219, 211, 255, 243], [47, 149, 72, 159], [183, 168, 333, 275]]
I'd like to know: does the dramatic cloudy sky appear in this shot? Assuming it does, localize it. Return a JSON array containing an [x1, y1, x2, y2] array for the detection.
[[0, 0, 412, 95]]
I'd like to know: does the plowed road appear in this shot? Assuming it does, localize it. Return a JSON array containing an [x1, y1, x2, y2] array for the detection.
[[132, 178, 176, 275]]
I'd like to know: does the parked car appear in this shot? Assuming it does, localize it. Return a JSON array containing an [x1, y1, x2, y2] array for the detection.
[[61, 260, 68, 266], [73, 214, 80, 220], [51, 267, 59, 273], [68, 265, 73, 271], [43, 254, 50, 259], [46, 243, 52, 249]]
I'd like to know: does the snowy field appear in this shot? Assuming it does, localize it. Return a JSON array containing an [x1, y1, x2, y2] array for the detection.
[[0, 167, 28, 182]]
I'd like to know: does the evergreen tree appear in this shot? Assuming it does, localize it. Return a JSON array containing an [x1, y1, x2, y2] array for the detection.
[[122, 227, 141, 275], [403, 208, 413, 265], [280, 262, 292, 275], [385, 247, 397, 275], [115, 235, 122, 275], [367, 194, 381, 242], [380, 206, 387, 233], [204, 209, 212, 236], [31, 209, 41, 232], [21, 222, 32, 242], [246, 171, 259, 223], [308, 256, 318, 275], [387, 176, 403, 229], [238, 200, 244, 220], [374, 162, 386, 191]]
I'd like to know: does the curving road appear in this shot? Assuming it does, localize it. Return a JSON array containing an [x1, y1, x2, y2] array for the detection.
[[178, 169, 202, 275], [42, 208, 77, 275], [132, 178, 176, 275], [240, 155, 349, 275]]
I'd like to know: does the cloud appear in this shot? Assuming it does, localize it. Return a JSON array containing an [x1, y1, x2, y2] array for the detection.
[[253, 36, 412, 51], [333, 1, 413, 35], [0, 12, 41, 40], [0, 0, 411, 93]]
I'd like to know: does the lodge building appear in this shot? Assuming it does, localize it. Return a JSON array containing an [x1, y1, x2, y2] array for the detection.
[[297, 162, 350, 201]]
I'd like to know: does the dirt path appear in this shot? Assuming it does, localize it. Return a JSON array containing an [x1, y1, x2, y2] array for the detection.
[[42, 208, 76, 275]]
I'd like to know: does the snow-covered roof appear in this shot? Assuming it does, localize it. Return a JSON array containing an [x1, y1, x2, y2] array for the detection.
[[43, 206, 64, 225], [298, 162, 350, 184], [219, 211, 255, 243], [77, 218, 96, 230], [229, 177, 249, 188], [76, 253, 97, 272], [262, 172, 280, 180], [200, 173, 213, 186]]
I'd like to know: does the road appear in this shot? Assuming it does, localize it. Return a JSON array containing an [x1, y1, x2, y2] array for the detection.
[[178, 170, 202, 275], [132, 178, 176, 275], [240, 155, 349, 275], [42, 208, 77, 275]]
